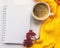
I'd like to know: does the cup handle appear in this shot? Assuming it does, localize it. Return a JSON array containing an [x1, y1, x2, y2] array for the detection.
[[49, 13, 54, 16]]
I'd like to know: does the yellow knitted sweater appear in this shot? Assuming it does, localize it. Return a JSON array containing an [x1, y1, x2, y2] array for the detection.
[[30, 0, 60, 48]]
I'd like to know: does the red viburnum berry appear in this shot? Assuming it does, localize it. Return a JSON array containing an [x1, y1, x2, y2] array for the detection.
[[23, 30, 36, 47]]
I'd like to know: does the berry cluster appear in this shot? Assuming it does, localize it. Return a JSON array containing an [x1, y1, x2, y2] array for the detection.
[[23, 30, 36, 47]]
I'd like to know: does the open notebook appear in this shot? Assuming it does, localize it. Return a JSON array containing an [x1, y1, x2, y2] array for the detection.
[[2, 0, 32, 44], [2, 0, 40, 44]]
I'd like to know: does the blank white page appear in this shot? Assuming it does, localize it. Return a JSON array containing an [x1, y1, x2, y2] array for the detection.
[[3, 0, 32, 44]]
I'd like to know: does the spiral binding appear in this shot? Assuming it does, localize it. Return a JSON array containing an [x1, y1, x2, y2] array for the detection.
[[2, 5, 7, 42]]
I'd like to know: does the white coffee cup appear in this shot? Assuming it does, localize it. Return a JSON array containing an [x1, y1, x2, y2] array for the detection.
[[32, 2, 54, 20]]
